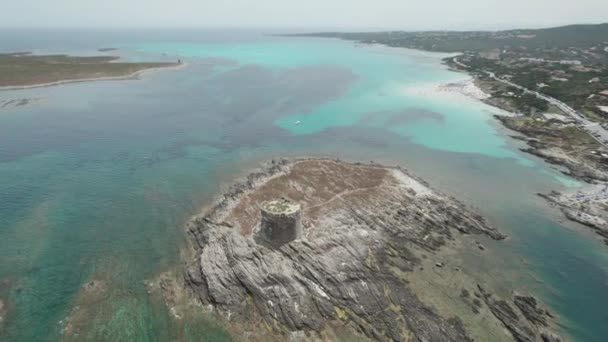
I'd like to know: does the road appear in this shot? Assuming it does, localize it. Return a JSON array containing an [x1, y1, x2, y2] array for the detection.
[[453, 57, 608, 148], [485, 71, 608, 147]]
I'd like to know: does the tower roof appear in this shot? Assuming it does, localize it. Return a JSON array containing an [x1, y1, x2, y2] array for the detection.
[[262, 198, 300, 215]]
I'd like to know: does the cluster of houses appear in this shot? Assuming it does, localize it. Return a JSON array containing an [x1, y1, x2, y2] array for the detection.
[[518, 57, 582, 65]]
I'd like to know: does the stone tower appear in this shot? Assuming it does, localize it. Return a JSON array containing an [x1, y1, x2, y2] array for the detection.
[[258, 198, 302, 248]]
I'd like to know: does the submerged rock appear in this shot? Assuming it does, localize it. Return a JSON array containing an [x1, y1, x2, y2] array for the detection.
[[61, 279, 108, 340]]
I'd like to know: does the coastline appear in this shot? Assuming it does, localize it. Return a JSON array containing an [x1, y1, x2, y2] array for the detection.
[[0, 62, 185, 92], [438, 56, 608, 243], [402, 75, 518, 119], [376, 40, 608, 245], [400, 72, 488, 100], [444, 58, 607, 177], [539, 187, 608, 246], [420, 78, 490, 101]]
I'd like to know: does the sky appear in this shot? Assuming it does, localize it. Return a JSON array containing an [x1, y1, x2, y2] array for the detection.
[[2, 0, 608, 30]]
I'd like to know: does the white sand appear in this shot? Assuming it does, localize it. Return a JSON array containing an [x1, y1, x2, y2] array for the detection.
[[402, 77, 490, 101]]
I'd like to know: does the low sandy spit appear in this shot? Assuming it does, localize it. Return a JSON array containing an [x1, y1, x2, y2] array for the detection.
[[0, 63, 186, 92]]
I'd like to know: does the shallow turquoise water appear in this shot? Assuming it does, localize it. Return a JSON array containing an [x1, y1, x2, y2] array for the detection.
[[139, 39, 530, 161], [0, 30, 606, 341]]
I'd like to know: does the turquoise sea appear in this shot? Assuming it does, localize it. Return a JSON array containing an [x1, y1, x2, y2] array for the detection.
[[0, 29, 607, 341]]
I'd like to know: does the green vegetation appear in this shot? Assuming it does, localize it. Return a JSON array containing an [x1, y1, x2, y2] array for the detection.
[[0, 52, 176, 87], [502, 113, 601, 148], [297, 23, 608, 63], [516, 94, 549, 113], [265, 199, 297, 214], [464, 56, 607, 120]]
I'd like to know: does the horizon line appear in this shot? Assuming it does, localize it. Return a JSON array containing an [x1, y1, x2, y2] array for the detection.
[[0, 21, 606, 33]]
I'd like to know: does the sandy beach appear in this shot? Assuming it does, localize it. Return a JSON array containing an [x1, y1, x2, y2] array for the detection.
[[403, 77, 490, 101]]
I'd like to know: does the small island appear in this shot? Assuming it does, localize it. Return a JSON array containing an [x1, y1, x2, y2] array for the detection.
[[0, 52, 179, 89], [151, 158, 564, 341]]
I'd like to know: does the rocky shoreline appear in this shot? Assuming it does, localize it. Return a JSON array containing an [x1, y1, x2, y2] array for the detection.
[[174, 158, 563, 341], [539, 190, 608, 246], [489, 96, 608, 246], [448, 60, 608, 181], [493, 115, 608, 183], [462, 70, 608, 243]]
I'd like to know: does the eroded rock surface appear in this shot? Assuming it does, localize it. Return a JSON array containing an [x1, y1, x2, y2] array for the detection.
[[514, 294, 550, 327], [184, 158, 560, 341]]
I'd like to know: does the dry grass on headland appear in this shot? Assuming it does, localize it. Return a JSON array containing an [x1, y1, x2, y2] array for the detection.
[[0, 52, 178, 89]]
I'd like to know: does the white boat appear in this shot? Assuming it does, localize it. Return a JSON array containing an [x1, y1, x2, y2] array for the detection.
[[295, 120, 301, 125]]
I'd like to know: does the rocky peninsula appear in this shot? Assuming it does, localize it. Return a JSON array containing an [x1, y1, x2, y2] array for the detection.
[[164, 158, 564, 341]]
